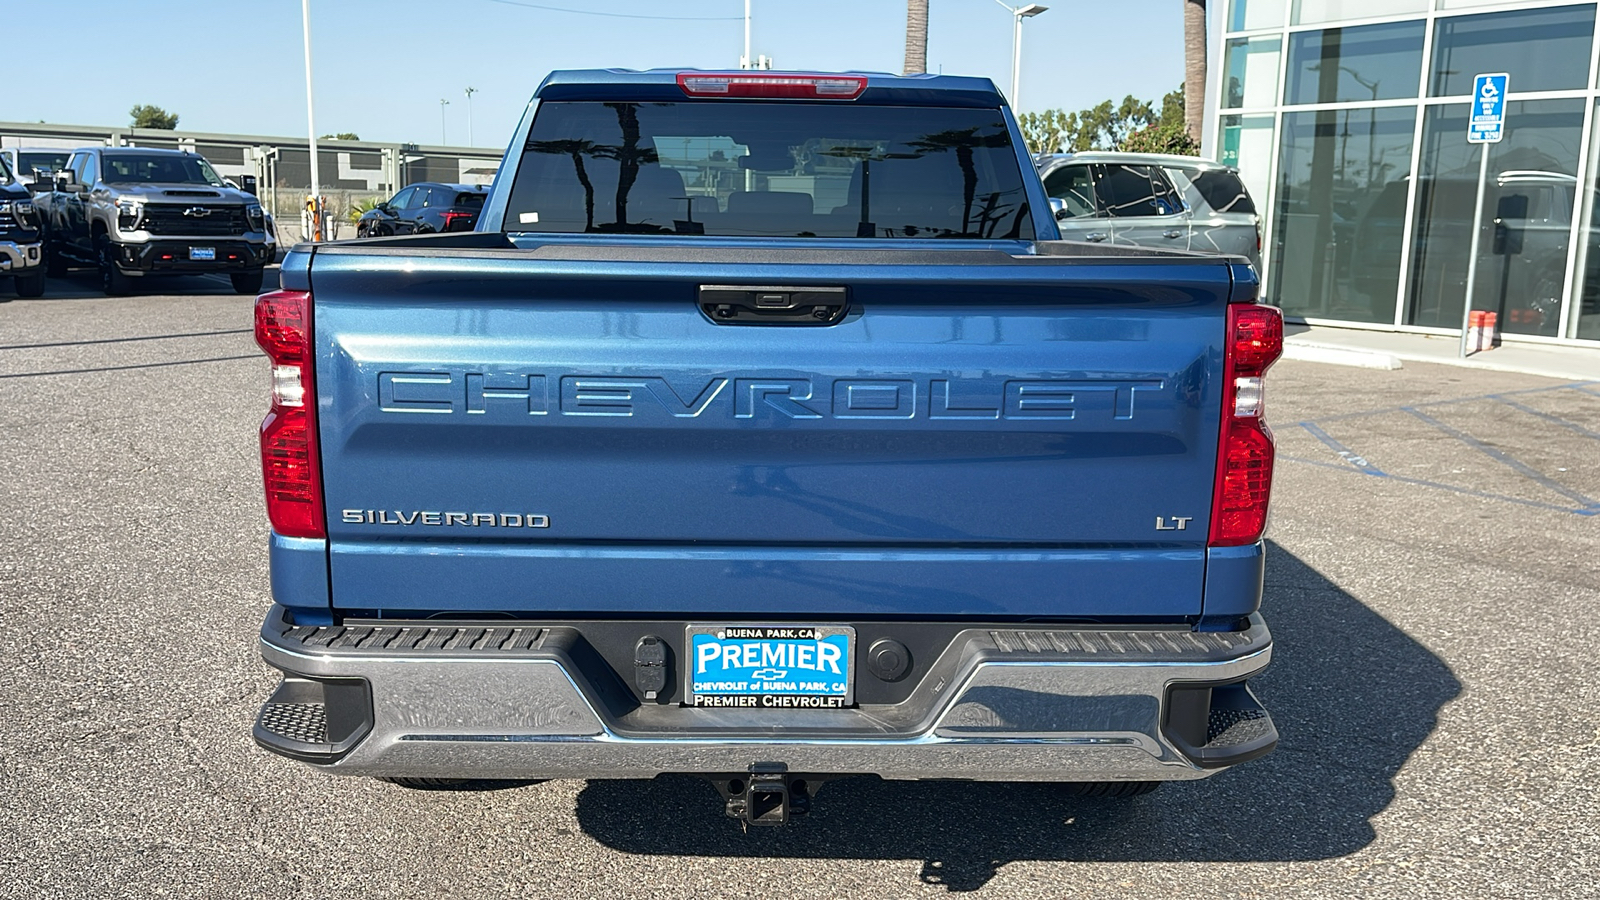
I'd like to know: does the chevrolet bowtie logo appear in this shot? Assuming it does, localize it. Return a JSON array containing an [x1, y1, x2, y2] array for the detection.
[[182, 206, 212, 217], [751, 669, 787, 681]]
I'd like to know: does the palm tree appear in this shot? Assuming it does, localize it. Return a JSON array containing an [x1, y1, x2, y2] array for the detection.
[[904, 0, 928, 75], [1183, 0, 1206, 141]]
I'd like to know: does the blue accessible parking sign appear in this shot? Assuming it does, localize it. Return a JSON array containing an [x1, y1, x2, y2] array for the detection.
[[1469, 73, 1509, 144]]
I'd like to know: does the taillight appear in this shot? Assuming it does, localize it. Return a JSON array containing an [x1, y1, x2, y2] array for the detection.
[[1209, 303, 1283, 547], [254, 289, 325, 539], [676, 72, 868, 100], [442, 210, 474, 231]]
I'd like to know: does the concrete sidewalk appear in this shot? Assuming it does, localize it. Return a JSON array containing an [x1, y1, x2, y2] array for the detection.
[[1283, 323, 1600, 381]]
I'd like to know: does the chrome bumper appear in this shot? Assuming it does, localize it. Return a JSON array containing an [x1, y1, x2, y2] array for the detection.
[[0, 240, 42, 272], [256, 608, 1276, 782]]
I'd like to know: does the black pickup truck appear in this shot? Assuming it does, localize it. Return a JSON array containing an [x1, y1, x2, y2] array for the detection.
[[0, 153, 45, 299]]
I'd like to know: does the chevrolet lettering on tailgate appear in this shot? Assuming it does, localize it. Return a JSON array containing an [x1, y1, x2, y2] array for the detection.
[[377, 371, 1166, 422]]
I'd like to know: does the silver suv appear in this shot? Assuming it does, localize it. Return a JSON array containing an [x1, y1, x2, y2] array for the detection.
[[33, 147, 272, 295], [1035, 152, 1261, 269]]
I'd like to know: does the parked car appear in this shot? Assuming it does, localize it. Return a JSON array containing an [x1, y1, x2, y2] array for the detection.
[[249, 68, 1283, 826], [1036, 152, 1261, 269], [32, 147, 273, 295], [1349, 171, 1577, 335], [0, 147, 73, 189], [0, 153, 46, 298], [354, 183, 489, 237]]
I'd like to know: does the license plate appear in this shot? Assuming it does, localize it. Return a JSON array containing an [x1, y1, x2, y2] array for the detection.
[[686, 625, 854, 708], [189, 246, 216, 260]]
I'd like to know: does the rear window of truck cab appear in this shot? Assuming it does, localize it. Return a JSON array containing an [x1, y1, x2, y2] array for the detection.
[[503, 101, 1036, 240]]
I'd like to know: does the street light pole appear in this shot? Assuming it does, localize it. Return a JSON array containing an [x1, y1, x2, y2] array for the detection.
[[741, 0, 751, 69], [464, 87, 477, 145], [1011, 11, 1023, 106], [439, 99, 450, 145], [995, 2, 1049, 112], [301, 0, 323, 240]]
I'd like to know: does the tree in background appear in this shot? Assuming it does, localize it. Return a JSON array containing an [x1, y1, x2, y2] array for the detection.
[[1019, 86, 1197, 156], [1183, 0, 1207, 141], [129, 105, 179, 130], [1123, 86, 1200, 154], [904, 0, 929, 75], [320, 132, 360, 141]]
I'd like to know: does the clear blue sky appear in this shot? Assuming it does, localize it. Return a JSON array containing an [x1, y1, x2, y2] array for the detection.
[[14, 0, 1188, 147]]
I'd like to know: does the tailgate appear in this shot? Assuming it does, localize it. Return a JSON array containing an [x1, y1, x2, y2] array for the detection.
[[310, 246, 1230, 618]]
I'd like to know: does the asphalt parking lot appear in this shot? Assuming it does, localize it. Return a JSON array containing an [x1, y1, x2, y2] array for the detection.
[[1, 279, 1597, 899]]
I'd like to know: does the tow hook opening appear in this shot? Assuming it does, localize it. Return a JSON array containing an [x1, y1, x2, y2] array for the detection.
[[708, 764, 829, 827]]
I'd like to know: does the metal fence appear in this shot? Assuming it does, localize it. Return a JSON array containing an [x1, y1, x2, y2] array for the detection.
[[0, 122, 504, 243]]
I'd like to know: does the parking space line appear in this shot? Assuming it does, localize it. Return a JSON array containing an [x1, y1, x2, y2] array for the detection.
[[0, 329, 251, 352], [1280, 454, 1598, 516], [1298, 422, 1388, 476], [1401, 407, 1600, 510], [1492, 395, 1600, 442], [1310, 381, 1600, 424], [0, 355, 259, 380]]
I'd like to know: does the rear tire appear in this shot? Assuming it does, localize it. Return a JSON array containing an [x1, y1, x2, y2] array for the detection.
[[14, 270, 45, 298], [1063, 781, 1162, 798], [230, 269, 265, 295], [96, 236, 134, 296], [380, 777, 546, 791]]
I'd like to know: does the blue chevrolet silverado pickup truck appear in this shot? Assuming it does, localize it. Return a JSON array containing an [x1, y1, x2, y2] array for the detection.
[[250, 69, 1283, 825]]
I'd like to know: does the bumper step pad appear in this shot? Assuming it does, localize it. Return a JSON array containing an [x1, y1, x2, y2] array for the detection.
[[1162, 682, 1279, 768], [251, 676, 372, 763], [258, 702, 328, 745]]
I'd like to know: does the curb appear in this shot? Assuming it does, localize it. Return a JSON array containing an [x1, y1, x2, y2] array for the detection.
[[1282, 341, 1403, 370], [1284, 338, 1600, 381], [1391, 353, 1600, 381]]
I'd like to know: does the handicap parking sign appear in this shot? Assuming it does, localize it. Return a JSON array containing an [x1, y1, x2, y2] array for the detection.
[[1468, 73, 1508, 144]]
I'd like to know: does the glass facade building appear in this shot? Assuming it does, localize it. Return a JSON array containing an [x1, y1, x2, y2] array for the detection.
[[1208, 0, 1600, 344]]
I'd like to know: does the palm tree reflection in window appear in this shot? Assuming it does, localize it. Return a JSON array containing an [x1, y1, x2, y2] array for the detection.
[[526, 138, 599, 231], [817, 126, 1026, 238], [527, 103, 661, 234], [908, 126, 1027, 238]]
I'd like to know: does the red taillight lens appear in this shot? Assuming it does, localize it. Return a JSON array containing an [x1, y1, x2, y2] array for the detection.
[[1231, 302, 1283, 378], [254, 289, 325, 539], [255, 289, 310, 365], [1209, 304, 1283, 547], [442, 210, 474, 231], [676, 72, 868, 100]]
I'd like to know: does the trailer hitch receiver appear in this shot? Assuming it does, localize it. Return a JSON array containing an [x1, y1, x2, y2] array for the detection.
[[714, 763, 816, 827]]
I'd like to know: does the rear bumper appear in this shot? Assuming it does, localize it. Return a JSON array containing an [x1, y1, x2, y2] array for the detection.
[[255, 606, 1276, 782]]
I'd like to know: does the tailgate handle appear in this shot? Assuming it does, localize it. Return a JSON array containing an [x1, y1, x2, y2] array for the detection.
[[700, 285, 849, 326]]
